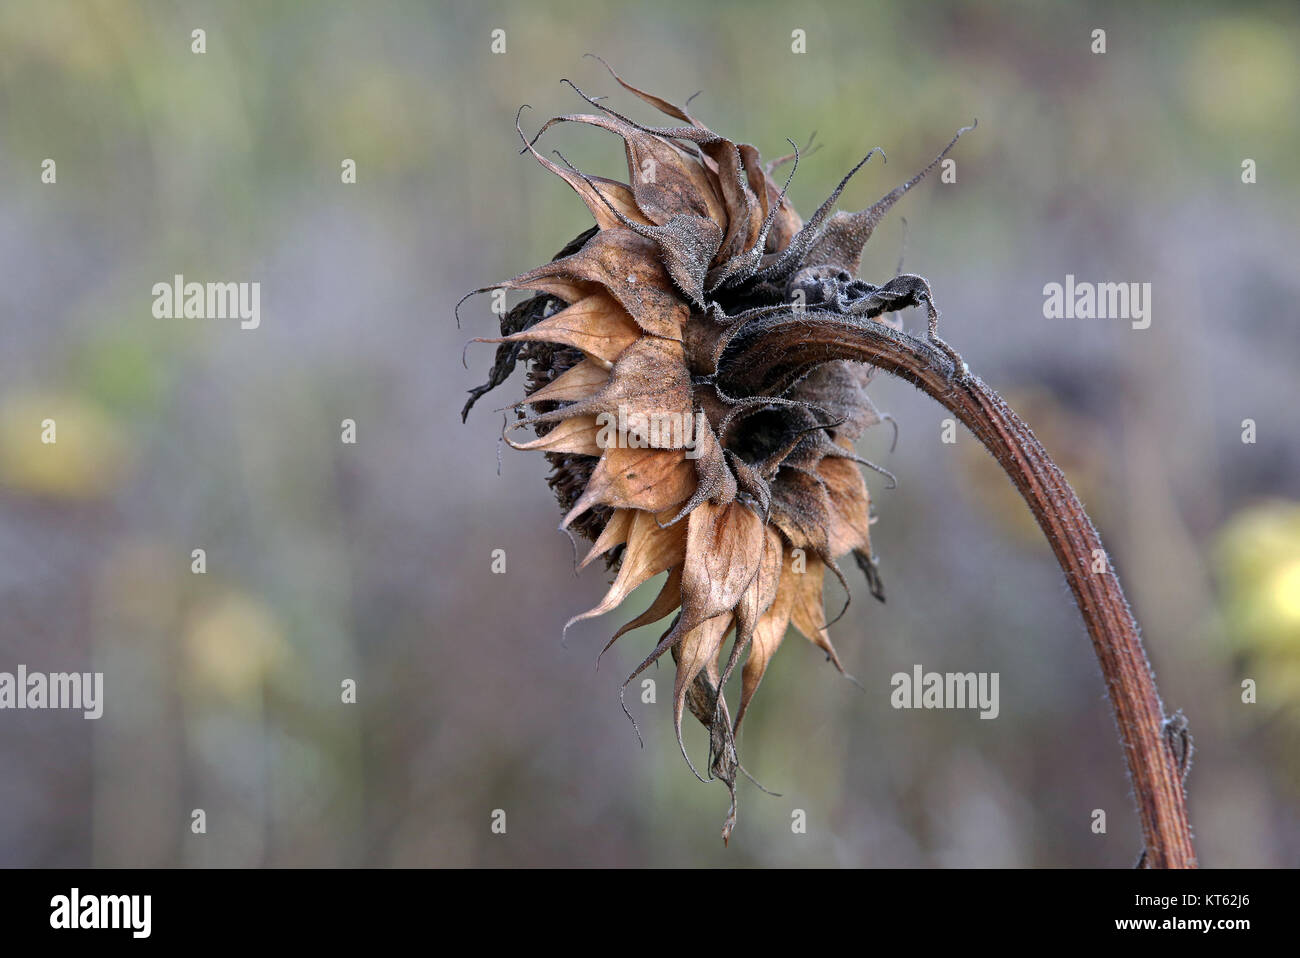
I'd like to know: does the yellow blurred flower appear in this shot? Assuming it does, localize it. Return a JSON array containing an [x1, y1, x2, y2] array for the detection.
[[0, 392, 130, 499], [1182, 18, 1300, 132], [1216, 500, 1300, 704], [184, 593, 289, 701]]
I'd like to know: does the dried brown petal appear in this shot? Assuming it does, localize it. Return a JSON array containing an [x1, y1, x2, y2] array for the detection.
[[788, 553, 845, 672], [462, 65, 967, 841], [671, 612, 734, 769], [521, 357, 609, 406], [818, 453, 873, 557], [521, 337, 693, 440], [504, 415, 603, 456], [602, 563, 684, 653], [579, 507, 634, 570], [488, 293, 641, 366], [536, 113, 725, 225], [564, 445, 696, 522], [518, 110, 653, 231], [678, 500, 766, 632], [736, 546, 798, 731], [564, 508, 687, 633]]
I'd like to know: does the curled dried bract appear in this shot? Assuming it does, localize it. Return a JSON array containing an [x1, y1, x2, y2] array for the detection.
[[463, 60, 972, 841]]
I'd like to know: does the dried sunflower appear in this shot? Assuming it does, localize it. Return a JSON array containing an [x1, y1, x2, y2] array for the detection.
[[462, 60, 971, 841]]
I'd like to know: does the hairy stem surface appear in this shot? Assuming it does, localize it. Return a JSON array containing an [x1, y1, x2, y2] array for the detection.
[[731, 314, 1197, 868]]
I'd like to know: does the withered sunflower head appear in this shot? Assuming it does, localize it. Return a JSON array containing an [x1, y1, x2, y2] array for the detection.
[[461, 59, 971, 841]]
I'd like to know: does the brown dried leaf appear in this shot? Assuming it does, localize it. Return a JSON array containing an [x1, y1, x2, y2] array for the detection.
[[535, 113, 725, 226], [519, 111, 653, 230], [473, 274, 599, 307], [788, 553, 845, 672], [564, 508, 687, 632], [602, 563, 684, 653], [818, 454, 872, 557], [738, 144, 770, 250], [564, 446, 697, 522], [788, 361, 882, 440], [665, 414, 737, 524], [764, 176, 803, 253], [699, 141, 758, 266], [679, 500, 766, 631], [671, 612, 734, 769], [551, 228, 691, 339], [522, 337, 693, 442], [505, 415, 603, 455], [587, 55, 703, 126], [579, 507, 634, 570], [487, 293, 641, 366], [723, 523, 785, 690], [736, 545, 797, 731], [522, 358, 610, 406], [768, 465, 832, 554]]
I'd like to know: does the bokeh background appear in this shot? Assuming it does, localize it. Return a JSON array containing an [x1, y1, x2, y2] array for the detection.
[[1, 0, 1297, 867]]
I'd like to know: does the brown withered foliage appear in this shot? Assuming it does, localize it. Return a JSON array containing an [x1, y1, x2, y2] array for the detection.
[[462, 59, 972, 841]]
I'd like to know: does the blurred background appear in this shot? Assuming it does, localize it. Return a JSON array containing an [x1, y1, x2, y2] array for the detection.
[[1, 0, 1297, 867]]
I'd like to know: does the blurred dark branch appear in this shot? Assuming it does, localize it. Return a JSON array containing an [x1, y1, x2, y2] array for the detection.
[[729, 312, 1198, 869]]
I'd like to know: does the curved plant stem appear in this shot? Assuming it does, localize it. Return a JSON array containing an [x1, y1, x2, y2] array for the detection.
[[734, 314, 1197, 868]]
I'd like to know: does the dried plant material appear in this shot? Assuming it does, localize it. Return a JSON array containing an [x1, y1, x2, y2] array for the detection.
[[464, 62, 974, 841]]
